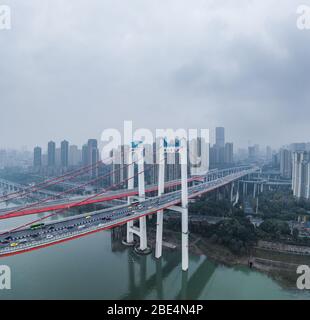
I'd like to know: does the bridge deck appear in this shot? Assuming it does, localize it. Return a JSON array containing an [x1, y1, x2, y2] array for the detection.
[[0, 167, 257, 257]]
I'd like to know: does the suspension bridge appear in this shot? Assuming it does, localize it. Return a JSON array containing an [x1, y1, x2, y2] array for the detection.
[[0, 138, 259, 271]]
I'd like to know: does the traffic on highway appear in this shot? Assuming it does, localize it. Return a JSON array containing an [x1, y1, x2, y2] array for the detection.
[[0, 166, 256, 257]]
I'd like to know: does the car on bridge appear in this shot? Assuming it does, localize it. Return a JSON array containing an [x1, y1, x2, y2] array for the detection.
[[10, 242, 19, 247]]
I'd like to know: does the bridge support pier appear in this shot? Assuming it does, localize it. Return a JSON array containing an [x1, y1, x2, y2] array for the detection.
[[136, 145, 149, 253], [124, 143, 151, 254], [253, 183, 257, 199], [155, 138, 165, 259], [243, 181, 247, 197], [231, 181, 240, 206], [125, 145, 135, 245], [165, 138, 189, 271], [230, 182, 234, 203], [180, 140, 189, 272]]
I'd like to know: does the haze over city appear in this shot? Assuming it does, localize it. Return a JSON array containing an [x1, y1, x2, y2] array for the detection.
[[1, 0, 309, 150], [3, 0, 310, 304]]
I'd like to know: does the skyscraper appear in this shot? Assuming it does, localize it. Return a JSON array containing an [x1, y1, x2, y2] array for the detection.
[[69, 145, 81, 166], [215, 127, 225, 148], [54, 148, 60, 166], [248, 146, 256, 161], [266, 146, 272, 162], [87, 139, 99, 177], [82, 144, 88, 166], [254, 144, 260, 157], [33, 146, 42, 167], [61, 140, 69, 168], [47, 141, 56, 167], [224, 143, 234, 164], [280, 148, 292, 179], [292, 151, 310, 200], [214, 127, 225, 164], [111, 144, 128, 186], [189, 137, 209, 175], [290, 143, 306, 152]]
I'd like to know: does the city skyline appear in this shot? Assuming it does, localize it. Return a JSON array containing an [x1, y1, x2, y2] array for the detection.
[[1, 1, 310, 303], [2, 128, 310, 152]]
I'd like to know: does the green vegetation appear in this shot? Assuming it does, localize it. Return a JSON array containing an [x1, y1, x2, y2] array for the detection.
[[256, 219, 291, 241], [205, 218, 257, 255], [184, 189, 310, 255], [189, 195, 233, 217], [259, 219, 290, 235], [256, 190, 310, 220]]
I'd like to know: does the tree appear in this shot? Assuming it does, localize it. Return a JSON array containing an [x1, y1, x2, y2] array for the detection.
[[293, 228, 299, 241], [259, 219, 291, 239]]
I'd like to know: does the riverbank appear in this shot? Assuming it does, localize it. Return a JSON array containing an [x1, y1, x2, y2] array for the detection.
[[147, 226, 309, 289]]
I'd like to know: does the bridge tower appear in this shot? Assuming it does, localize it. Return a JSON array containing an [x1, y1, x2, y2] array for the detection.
[[253, 182, 257, 198], [233, 182, 240, 207], [123, 142, 150, 254], [155, 137, 189, 271], [155, 138, 165, 259]]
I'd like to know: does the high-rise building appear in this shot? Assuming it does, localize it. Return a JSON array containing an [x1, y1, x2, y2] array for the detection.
[[246, 144, 260, 161], [61, 140, 69, 168], [292, 151, 310, 200], [209, 127, 231, 166], [111, 144, 129, 186], [266, 146, 272, 162], [69, 145, 81, 166], [33, 146, 42, 167], [224, 143, 234, 164], [290, 143, 306, 152], [272, 153, 280, 168], [210, 145, 225, 165], [55, 148, 61, 166], [47, 141, 56, 167], [82, 144, 88, 166], [280, 148, 292, 179], [248, 146, 256, 161], [189, 137, 209, 175], [87, 139, 99, 177], [215, 127, 225, 148]]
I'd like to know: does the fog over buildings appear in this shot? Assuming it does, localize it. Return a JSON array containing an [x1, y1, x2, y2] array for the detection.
[[0, 0, 310, 150]]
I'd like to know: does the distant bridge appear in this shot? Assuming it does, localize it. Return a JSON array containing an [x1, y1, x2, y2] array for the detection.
[[0, 178, 61, 198]]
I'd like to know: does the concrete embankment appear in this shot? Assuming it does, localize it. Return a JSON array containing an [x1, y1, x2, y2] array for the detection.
[[255, 240, 310, 255]]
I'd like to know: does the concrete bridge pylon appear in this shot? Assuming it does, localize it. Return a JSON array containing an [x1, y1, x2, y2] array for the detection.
[[124, 142, 150, 254]]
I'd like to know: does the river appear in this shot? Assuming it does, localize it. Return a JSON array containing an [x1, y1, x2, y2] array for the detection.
[[0, 192, 310, 300], [0, 228, 310, 300]]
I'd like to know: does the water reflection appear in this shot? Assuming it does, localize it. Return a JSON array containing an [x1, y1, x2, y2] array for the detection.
[[110, 230, 219, 300], [109, 229, 310, 300], [0, 225, 309, 300]]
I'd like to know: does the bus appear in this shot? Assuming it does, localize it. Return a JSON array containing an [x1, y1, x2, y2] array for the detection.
[[30, 223, 45, 230]]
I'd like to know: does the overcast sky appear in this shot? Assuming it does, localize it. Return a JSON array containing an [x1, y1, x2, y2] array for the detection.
[[0, 0, 309, 151]]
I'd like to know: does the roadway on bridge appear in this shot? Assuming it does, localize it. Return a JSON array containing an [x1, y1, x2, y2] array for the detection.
[[0, 167, 256, 257], [0, 177, 202, 219]]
